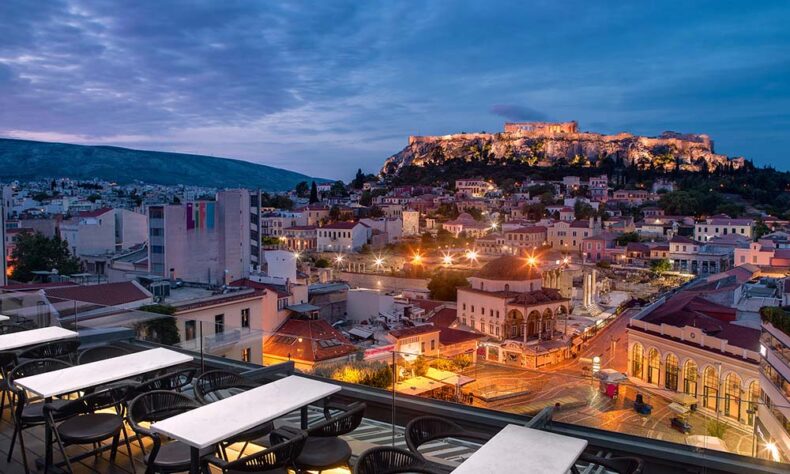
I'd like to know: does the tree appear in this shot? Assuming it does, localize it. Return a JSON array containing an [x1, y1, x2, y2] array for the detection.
[[9, 231, 82, 282], [359, 190, 373, 207], [330, 180, 348, 198], [329, 205, 341, 221], [352, 168, 365, 189], [574, 200, 596, 220], [615, 232, 640, 246], [427, 271, 470, 301], [309, 181, 319, 203], [295, 181, 310, 198], [650, 258, 672, 275], [137, 304, 180, 345], [87, 193, 101, 203], [754, 218, 770, 240], [314, 258, 330, 268]]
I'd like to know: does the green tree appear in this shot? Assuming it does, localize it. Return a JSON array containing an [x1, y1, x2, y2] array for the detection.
[[330, 181, 348, 198], [314, 258, 330, 268], [10, 231, 81, 282], [352, 168, 365, 189], [427, 271, 470, 301], [615, 232, 640, 246], [650, 258, 672, 275], [309, 181, 319, 203], [137, 304, 181, 345], [359, 190, 373, 207], [574, 200, 596, 220], [329, 205, 341, 221], [295, 181, 310, 198], [87, 193, 101, 203], [754, 219, 770, 240]]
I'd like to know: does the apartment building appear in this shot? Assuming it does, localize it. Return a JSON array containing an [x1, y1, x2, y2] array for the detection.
[[316, 221, 370, 252], [695, 215, 755, 242], [148, 189, 251, 285], [60, 208, 147, 257], [759, 309, 790, 461]]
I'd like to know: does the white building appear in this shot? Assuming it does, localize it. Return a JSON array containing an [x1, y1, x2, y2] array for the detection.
[[695, 215, 754, 242], [759, 308, 790, 462], [360, 217, 402, 244], [60, 208, 147, 258], [261, 250, 297, 282], [455, 179, 494, 197], [402, 210, 420, 236], [316, 222, 370, 252]]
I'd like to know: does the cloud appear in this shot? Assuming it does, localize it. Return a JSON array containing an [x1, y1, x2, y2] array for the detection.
[[489, 104, 549, 122]]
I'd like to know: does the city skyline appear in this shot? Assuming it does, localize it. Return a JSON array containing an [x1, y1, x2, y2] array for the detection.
[[1, 1, 789, 179]]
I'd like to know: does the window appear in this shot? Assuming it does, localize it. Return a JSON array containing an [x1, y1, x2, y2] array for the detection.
[[241, 308, 250, 328], [185, 320, 196, 341], [462, 303, 466, 310], [150, 228, 163, 237], [214, 314, 224, 334], [151, 245, 164, 254], [421, 342, 425, 353], [664, 353, 679, 391], [242, 347, 251, 363], [430, 339, 435, 351]]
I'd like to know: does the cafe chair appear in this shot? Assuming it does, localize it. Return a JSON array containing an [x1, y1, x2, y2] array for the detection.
[[0, 350, 19, 415], [132, 368, 197, 395], [7, 358, 73, 474], [194, 369, 270, 460], [573, 453, 645, 474], [285, 401, 366, 473], [128, 390, 216, 474], [202, 429, 307, 474], [0, 322, 35, 334], [193, 369, 258, 404], [77, 344, 131, 365], [44, 384, 137, 474], [405, 416, 489, 459], [17, 339, 81, 363], [353, 446, 443, 474]]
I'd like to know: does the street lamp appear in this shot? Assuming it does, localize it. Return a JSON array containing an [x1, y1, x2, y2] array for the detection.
[[374, 257, 385, 269], [465, 250, 478, 263], [442, 253, 453, 266], [412, 253, 423, 265], [335, 254, 344, 265]]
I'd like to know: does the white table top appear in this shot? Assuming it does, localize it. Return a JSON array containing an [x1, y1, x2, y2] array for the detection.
[[0, 315, 10, 322], [15, 347, 193, 398], [0, 326, 78, 351], [151, 375, 341, 449], [452, 424, 588, 474]]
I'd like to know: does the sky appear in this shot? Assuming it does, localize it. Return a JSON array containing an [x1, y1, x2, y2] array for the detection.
[[1, 1, 788, 180]]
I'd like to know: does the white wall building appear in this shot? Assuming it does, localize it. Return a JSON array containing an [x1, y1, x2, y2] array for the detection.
[[316, 222, 370, 252]]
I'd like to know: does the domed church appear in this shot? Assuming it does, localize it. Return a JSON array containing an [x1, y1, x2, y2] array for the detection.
[[457, 255, 575, 368]]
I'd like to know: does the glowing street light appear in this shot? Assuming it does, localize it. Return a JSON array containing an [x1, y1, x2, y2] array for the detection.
[[293, 251, 301, 260], [465, 250, 478, 263], [334, 254, 344, 264], [526, 255, 538, 267], [373, 257, 385, 269], [442, 253, 454, 266], [412, 253, 423, 265]]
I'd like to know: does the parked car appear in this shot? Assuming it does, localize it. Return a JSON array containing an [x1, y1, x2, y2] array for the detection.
[[633, 393, 652, 415], [671, 416, 692, 434]]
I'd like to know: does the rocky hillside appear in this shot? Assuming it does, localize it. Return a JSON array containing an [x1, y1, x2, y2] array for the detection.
[[0, 138, 324, 191], [380, 122, 745, 176]]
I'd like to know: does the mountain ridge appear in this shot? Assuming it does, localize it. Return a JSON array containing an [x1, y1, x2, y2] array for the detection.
[[0, 138, 325, 191]]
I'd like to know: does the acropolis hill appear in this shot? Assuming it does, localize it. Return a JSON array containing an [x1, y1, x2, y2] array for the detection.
[[380, 121, 745, 175]]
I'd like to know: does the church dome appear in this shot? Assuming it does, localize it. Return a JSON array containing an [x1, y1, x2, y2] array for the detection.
[[477, 255, 540, 280]]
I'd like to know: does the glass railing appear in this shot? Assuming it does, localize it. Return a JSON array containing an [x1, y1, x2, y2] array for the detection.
[[2, 287, 789, 468]]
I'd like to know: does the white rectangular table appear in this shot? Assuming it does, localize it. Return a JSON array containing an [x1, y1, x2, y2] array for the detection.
[[15, 347, 194, 398], [0, 326, 77, 351], [15, 347, 193, 470], [151, 375, 341, 473], [0, 315, 10, 322], [452, 424, 588, 474]]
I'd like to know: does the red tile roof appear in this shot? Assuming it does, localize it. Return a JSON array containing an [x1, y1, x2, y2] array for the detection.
[[323, 221, 366, 229], [173, 289, 265, 312], [410, 299, 445, 313], [388, 325, 441, 339], [427, 307, 457, 328], [45, 282, 150, 306], [438, 327, 483, 346], [264, 319, 356, 363], [229, 278, 290, 298], [77, 207, 113, 218]]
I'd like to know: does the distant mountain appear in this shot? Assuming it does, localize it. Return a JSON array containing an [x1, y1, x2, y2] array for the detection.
[[0, 138, 324, 191]]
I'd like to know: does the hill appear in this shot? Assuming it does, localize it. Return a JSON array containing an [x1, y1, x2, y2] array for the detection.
[[381, 121, 745, 176], [0, 138, 323, 191]]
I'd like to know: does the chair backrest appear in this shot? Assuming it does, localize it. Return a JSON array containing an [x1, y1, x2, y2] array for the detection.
[[354, 446, 439, 474], [0, 350, 18, 377], [579, 453, 645, 474], [307, 401, 366, 438], [18, 339, 81, 362], [0, 323, 33, 335], [127, 390, 200, 437], [76, 345, 131, 365], [48, 384, 133, 420], [219, 429, 306, 472], [194, 369, 255, 404], [131, 368, 196, 397], [405, 416, 489, 455], [8, 358, 72, 412]]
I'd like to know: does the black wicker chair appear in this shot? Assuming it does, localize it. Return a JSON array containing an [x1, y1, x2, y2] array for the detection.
[[573, 453, 645, 474], [194, 370, 270, 459], [0, 322, 35, 334], [353, 446, 443, 474], [45, 384, 136, 473], [76, 344, 131, 365], [6, 358, 73, 474], [405, 416, 489, 460], [17, 339, 81, 363], [193, 369, 258, 404], [0, 350, 18, 415], [202, 429, 307, 473], [286, 401, 366, 473], [128, 390, 215, 473], [132, 368, 196, 395]]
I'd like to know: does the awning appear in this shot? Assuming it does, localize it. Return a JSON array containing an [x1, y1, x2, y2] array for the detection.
[[597, 369, 628, 383], [286, 303, 321, 313], [425, 367, 475, 386], [395, 376, 442, 395], [686, 435, 729, 453], [348, 327, 374, 339], [672, 393, 698, 406], [668, 402, 690, 415]]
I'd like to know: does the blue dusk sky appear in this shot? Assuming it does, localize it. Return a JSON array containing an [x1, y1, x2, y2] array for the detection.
[[1, 0, 788, 179]]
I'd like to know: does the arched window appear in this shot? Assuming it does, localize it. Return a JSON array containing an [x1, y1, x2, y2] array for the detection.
[[703, 366, 718, 410], [723, 372, 742, 421], [683, 360, 698, 397], [647, 348, 660, 385], [630, 343, 643, 379], [747, 381, 760, 426], [664, 353, 679, 391]]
